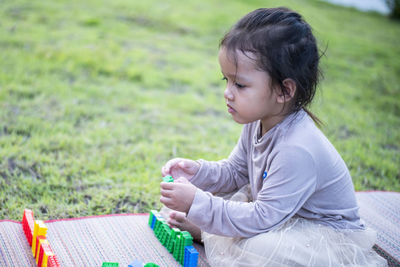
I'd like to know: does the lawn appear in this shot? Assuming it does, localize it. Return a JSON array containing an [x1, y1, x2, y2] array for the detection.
[[1, 0, 399, 220]]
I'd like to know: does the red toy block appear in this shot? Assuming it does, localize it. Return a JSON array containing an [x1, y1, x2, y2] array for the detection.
[[39, 241, 53, 267], [22, 209, 35, 246], [35, 236, 46, 261], [47, 255, 60, 267], [37, 238, 49, 265]]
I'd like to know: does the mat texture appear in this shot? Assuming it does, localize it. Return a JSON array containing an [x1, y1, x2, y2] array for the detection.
[[0, 191, 399, 266], [0, 214, 209, 267], [357, 191, 400, 266]]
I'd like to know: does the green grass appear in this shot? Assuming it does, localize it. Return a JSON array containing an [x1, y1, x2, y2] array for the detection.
[[1, 0, 399, 220]]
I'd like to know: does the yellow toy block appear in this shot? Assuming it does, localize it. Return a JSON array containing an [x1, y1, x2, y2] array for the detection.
[[32, 220, 47, 257], [36, 238, 49, 264], [34, 236, 46, 262], [39, 241, 55, 267], [42, 250, 54, 267]]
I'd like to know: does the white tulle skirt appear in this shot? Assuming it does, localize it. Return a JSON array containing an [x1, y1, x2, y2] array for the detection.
[[202, 217, 387, 266], [202, 186, 387, 267]]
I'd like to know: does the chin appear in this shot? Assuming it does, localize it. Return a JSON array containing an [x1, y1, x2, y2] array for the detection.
[[232, 116, 254, 125]]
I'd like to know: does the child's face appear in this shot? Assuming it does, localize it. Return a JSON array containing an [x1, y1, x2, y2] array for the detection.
[[218, 47, 284, 130]]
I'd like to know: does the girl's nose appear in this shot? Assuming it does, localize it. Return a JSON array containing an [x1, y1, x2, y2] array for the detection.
[[224, 86, 234, 101]]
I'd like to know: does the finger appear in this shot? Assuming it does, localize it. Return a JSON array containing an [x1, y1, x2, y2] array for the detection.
[[161, 165, 172, 177], [160, 188, 173, 198], [178, 160, 190, 171], [175, 177, 190, 184], [178, 161, 185, 168], [170, 211, 187, 222], [179, 159, 199, 174], [164, 158, 182, 173], [160, 182, 175, 190], [161, 166, 167, 176], [162, 164, 171, 176], [160, 196, 172, 206], [167, 218, 181, 228]]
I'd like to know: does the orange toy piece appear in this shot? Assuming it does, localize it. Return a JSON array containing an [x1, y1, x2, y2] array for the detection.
[[22, 209, 35, 246]]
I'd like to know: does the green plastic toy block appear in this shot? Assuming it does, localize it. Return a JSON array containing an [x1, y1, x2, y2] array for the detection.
[[148, 210, 157, 228], [178, 231, 193, 264], [148, 209, 196, 266], [162, 175, 174, 183], [154, 217, 165, 238], [168, 228, 180, 253], [173, 232, 182, 261], [102, 262, 119, 267]]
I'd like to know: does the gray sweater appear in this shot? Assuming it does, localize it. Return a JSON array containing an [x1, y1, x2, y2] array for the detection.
[[187, 109, 363, 238]]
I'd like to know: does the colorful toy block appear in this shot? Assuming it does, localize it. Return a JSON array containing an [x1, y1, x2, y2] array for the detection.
[[153, 217, 166, 239], [149, 208, 198, 266], [127, 260, 161, 267], [21, 209, 60, 267], [173, 232, 182, 261], [32, 220, 47, 256], [47, 255, 60, 267], [128, 259, 144, 267], [184, 246, 199, 267], [162, 175, 174, 183], [148, 210, 156, 229], [167, 228, 180, 253], [35, 236, 48, 263], [102, 262, 119, 267], [179, 232, 193, 264], [22, 209, 35, 246], [38, 241, 53, 267]]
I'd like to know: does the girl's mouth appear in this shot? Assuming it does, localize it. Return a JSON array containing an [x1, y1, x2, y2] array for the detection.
[[227, 104, 235, 114]]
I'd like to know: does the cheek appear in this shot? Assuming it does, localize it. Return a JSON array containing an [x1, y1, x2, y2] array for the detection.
[[253, 91, 271, 106]]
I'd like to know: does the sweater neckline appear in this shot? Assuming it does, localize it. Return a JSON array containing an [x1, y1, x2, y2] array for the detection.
[[254, 110, 306, 145]]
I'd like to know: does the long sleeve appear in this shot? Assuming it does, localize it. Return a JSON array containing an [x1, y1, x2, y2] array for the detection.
[[187, 146, 317, 237], [189, 126, 250, 194]]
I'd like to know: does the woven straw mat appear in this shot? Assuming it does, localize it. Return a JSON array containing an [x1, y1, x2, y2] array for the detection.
[[0, 191, 399, 266]]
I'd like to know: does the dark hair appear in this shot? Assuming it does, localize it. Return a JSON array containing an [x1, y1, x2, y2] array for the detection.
[[220, 7, 323, 125]]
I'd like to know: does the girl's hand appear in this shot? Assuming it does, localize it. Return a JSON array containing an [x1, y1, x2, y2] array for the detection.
[[161, 158, 200, 181], [160, 177, 197, 213]]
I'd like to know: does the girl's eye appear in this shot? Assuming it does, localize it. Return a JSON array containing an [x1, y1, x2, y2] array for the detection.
[[221, 76, 245, 89], [235, 83, 245, 89]]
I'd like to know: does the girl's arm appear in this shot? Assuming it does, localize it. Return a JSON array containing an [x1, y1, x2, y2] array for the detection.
[[187, 145, 317, 237]]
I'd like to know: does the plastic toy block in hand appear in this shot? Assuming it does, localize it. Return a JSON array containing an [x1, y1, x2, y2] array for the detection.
[[162, 175, 174, 183]]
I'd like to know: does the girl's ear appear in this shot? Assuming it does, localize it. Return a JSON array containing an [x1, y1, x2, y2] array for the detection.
[[277, 78, 296, 103]]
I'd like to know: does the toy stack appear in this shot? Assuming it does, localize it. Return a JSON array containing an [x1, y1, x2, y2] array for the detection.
[[22, 209, 60, 267]]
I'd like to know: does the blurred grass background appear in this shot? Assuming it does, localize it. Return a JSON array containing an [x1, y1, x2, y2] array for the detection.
[[0, 0, 399, 220]]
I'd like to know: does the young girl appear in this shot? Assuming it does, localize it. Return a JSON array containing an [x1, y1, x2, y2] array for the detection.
[[160, 7, 387, 266]]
